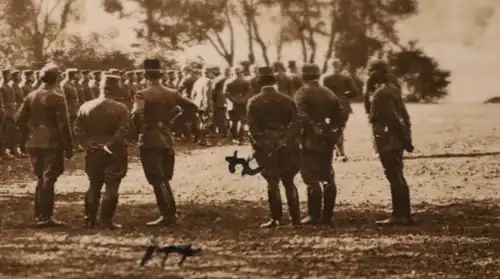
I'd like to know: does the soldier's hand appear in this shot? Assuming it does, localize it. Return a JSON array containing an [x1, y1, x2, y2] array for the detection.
[[65, 149, 74, 159]]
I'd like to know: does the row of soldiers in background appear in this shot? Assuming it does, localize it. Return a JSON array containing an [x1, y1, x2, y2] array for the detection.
[[0, 58, 359, 163]]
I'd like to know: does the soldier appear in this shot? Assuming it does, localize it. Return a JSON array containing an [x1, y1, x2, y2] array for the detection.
[[295, 64, 347, 225], [191, 67, 216, 146], [247, 66, 301, 228], [16, 63, 74, 228], [61, 68, 84, 152], [131, 59, 198, 226], [79, 70, 95, 102], [165, 70, 177, 88], [212, 67, 230, 137], [74, 75, 130, 229], [136, 70, 147, 90], [368, 60, 414, 225], [178, 66, 196, 99], [1, 69, 21, 159], [90, 71, 102, 98], [21, 70, 35, 94], [287, 60, 303, 96], [32, 70, 41, 89], [175, 69, 184, 89], [320, 59, 360, 162], [273, 62, 293, 97], [123, 71, 138, 110], [224, 66, 251, 144], [11, 70, 27, 157], [248, 65, 261, 97]]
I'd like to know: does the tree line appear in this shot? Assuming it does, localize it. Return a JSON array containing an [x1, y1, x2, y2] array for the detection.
[[0, 0, 450, 102]]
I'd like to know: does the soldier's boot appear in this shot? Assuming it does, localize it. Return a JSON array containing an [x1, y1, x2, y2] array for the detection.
[[300, 184, 322, 225], [282, 178, 300, 226], [100, 183, 122, 230], [396, 175, 413, 225], [36, 180, 64, 228], [84, 182, 102, 228], [322, 181, 337, 226], [376, 171, 412, 225], [146, 182, 177, 227], [261, 182, 282, 228], [34, 179, 43, 222]]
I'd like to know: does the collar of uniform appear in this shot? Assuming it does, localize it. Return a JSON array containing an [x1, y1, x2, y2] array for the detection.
[[261, 85, 277, 93]]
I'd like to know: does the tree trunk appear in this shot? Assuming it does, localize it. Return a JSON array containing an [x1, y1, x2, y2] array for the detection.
[[250, 14, 270, 66], [276, 27, 284, 61]]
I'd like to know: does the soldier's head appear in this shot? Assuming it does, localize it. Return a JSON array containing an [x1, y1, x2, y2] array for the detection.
[[288, 60, 297, 72], [272, 61, 286, 73], [65, 68, 78, 80], [203, 67, 215, 79], [143, 59, 163, 81], [81, 70, 91, 80], [1, 69, 11, 82], [92, 71, 102, 82], [368, 59, 389, 82], [256, 66, 276, 87], [182, 65, 192, 75], [166, 70, 176, 80], [126, 71, 136, 82], [39, 63, 60, 86], [330, 58, 342, 74], [135, 70, 145, 80], [240, 60, 251, 73], [223, 67, 231, 78], [100, 74, 122, 99], [212, 66, 221, 77], [301, 64, 321, 81], [231, 66, 242, 78], [23, 70, 34, 82], [11, 70, 21, 83]]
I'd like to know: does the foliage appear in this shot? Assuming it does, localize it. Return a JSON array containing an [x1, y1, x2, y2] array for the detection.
[[388, 44, 451, 102]]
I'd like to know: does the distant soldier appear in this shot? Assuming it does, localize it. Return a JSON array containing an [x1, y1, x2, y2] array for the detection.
[[90, 71, 102, 98], [135, 70, 147, 90], [1, 69, 21, 159], [295, 64, 347, 225], [247, 66, 301, 228], [16, 63, 74, 228], [368, 60, 414, 225], [224, 66, 251, 144], [74, 75, 130, 229], [21, 70, 35, 94], [79, 70, 95, 102], [124, 71, 138, 110], [287, 60, 303, 96], [320, 59, 360, 161], [131, 59, 198, 226], [191, 67, 216, 146], [248, 65, 261, 97], [165, 70, 177, 88], [212, 67, 230, 137], [178, 66, 196, 99], [273, 62, 293, 97], [61, 68, 83, 152], [175, 69, 184, 89]]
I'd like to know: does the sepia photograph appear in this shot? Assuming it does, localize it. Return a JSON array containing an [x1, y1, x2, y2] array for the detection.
[[0, 0, 499, 278]]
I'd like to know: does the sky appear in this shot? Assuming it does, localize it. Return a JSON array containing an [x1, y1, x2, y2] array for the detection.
[[69, 0, 500, 102]]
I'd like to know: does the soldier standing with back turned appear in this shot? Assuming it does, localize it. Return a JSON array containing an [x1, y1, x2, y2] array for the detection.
[[295, 64, 347, 225], [368, 60, 414, 225], [74, 75, 130, 229], [16, 63, 74, 228], [132, 59, 199, 226], [247, 66, 301, 228]]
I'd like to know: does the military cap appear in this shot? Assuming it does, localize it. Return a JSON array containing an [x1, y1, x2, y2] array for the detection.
[[301, 64, 321, 77], [91, 70, 101, 75], [240, 60, 250, 67], [256, 66, 274, 77], [101, 74, 121, 91], [125, 71, 135, 76], [81, 69, 91, 75], [1, 69, 11, 76], [135, 70, 145, 74], [166, 70, 175, 75], [65, 68, 78, 75], [368, 59, 389, 74], [39, 63, 60, 80], [288, 60, 297, 68], [10, 69, 21, 76], [272, 61, 285, 71], [143, 59, 162, 71], [22, 70, 34, 75]]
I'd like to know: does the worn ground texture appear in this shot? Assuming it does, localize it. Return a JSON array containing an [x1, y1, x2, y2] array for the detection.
[[0, 104, 499, 279]]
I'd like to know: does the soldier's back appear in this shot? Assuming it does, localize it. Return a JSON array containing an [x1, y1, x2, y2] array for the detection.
[[369, 83, 401, 123], [249, 88, 295, 129], [274, 72, 292, 96], [78, 98, 128, 136], [296, 83, 340, 121]]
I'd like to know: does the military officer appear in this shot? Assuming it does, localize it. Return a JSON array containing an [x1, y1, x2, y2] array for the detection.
[[247, 66, 301, 228], [79, 69, 95, 102], [90, 71, 102, 97], [61, 68, 84, 152], [74, 75, 130, 229], [1, 69, 20, 159], [295, 64, 347, 225], [224, 66, 251, 144], [368, 60, 414, 225], [132, 59, 199, 226], [21, 70, 35, 94], [273, 62, 293, 97], [16, 63, 74, 228]]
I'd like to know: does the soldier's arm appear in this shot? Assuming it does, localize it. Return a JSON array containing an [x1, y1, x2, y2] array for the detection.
[[345, 75, 360, 99], [246, 99, 265, 144], [371, 90, 400, 128], [294, 89, 316, 127], [175, 93, 199, 112], [223, 81, 237, 104], [49, 94, 74, 153], [106, 106, 130, 150], [15, 95, 30, 127], [396, 91, 411, 129]]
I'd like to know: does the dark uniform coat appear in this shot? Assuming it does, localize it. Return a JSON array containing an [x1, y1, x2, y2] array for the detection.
[[321, 72, 359, 114], [274, 72, 293, 97]]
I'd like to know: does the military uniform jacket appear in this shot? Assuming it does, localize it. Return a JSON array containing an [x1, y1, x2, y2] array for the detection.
[[248, 76, 261, 98], [247, 86, 300, 149], [74, 98, 130, 153], [213, 76, 228, 109], [132, 84, 198, 149], [224, 77, 251, 111], [295, 82, 347, 152], [11, 83, 24, 108], [80, 80, 95, 102], [22, 83, 34, 97], [321, 72, 359, 114], [178, 75, 196, 99], [369, 83, 411, 152], [16, 87, 73, 151], [61, 80, 81, 117], [274, 72, 293, 97], [1, 84, 17, 119], [288, 73, 304, 96]]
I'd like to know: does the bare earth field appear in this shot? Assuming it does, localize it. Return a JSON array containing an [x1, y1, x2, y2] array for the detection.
[[0, 103, 499, 279]]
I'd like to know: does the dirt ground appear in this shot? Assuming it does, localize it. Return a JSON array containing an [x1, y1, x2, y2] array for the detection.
[[0, 103, 499, 279]]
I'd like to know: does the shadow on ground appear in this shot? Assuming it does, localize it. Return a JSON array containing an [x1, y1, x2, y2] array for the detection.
[[0, 195, 499, 278]]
